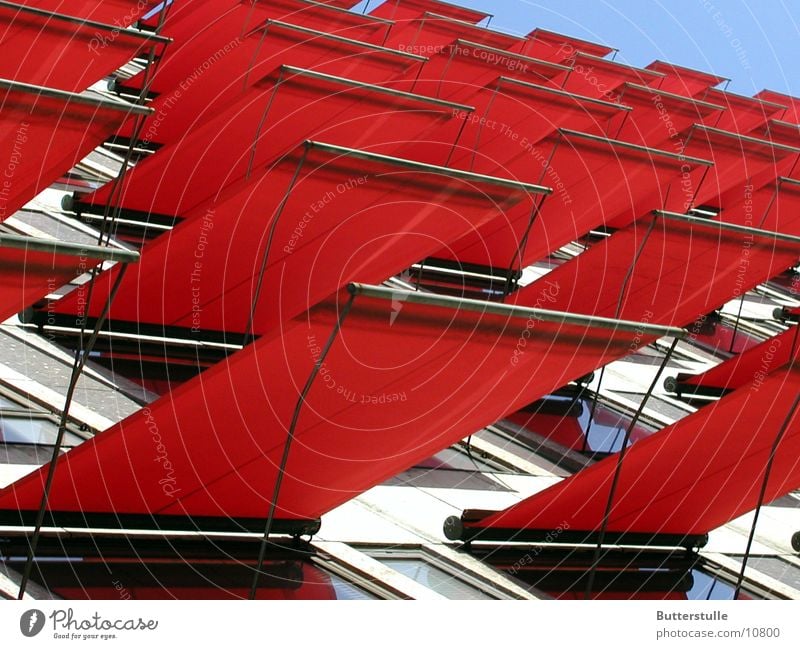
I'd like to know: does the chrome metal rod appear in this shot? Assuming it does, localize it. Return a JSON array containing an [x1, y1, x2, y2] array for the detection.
[[347, 283, 687, 338]]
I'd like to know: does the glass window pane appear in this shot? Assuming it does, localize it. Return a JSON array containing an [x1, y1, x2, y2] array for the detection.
[[0, 395, 21, 409], [686, 569, 739, 600], [734, 556, 800, 592], [2, 558, 376, 600], [0, 444, 67, 465], [489, 556, 760, 600], [416, 447, 498, 473], [0, 415, 81, 447], [503, 395, 658, 454], [379, 558, 493, 600], [327, 573, 377, 600]]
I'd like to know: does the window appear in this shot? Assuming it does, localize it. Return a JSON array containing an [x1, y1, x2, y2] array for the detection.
[[0, 395, 20, 409], [477, 548, 763, 600], [386, 444, 512, 491], [0, 390, 85, 464], [0, 413, 82, 446], [501, 395, 659, 455], [732, 556, 800, 592], [685, 568, 757, 600], [2, 556, 378, 600], [368, 548, 502, 600]]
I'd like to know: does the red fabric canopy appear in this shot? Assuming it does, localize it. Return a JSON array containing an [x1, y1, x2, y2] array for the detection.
[[126, 1, 395, 96], [18, 0, 154, 25], [520, 29, 614, 63], [0, 80, 148, 222], [57, 142, 547, 336], [80, 67, 469, 219], [751, 121, 800, 168], [646, 60, 727, 97], [384, 12, 523, 53], [447, 82, 627, 178], [756, 90, 800, 125], [555, 53, 664, 101], [464, 360, 800, 536], [412, 40, 569, 102], [117, 20, 424, 144], [683, 125, 800, 209], [0, 237, 135, 322], [442, 130, 710, 270], [0, 4, 162, 92], [517, 212, 800, 328], [371, 0, 489, 24], [702, 88, 786, 134], [0, 287, 663, 523], [713, 175, 800, 232], [614, 83, 724, 148], [602, 126, 800, 229], [680, 326, 799, 392]]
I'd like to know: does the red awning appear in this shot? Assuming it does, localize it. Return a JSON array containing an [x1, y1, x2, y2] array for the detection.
[[447, 82, 627, 178], [127, 1, 397, 96], [17, 0, 154, 25], [384, 12, 524, 53], [516, 211, 800, 328], [0, 285, 679, 525], [614, 83, 724, 147], [760, 178, 800, 232], [0, 234, 138, 322], [412, 40, 570, 102], [677, 325, 799, 393], [751, 121, 800, 163], [683, 125, 800, 209], [701, 88, 786, 134], [555, 53, 664, 101], [0, 80, 150, 222], [442, 130, 710, 270], [56, 141, 549, 336], [756, 89, 800, 125], [520, 29, 614, 63], [0, 3, 166, 92], [79, 67, 472, 219], [371, 0, 489, 24], [645, 60, 727, 97], [117, 20, 424, 144], [712, 175, 800, 232], [459, 360, 800, 537]]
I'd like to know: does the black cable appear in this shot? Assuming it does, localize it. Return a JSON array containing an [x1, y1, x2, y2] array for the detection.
[[15, 2, 173, 599], [582, 365, 605, 453], [728, 293, 747, 354], [248, 293, 355, 599], [96, 1, 173, 244], [503, 195, 546, 300], [242, 146, 309, 344], [17, 265, 132, 599], [583, 212, 658, 451], [584, 337, 680, 599], [734, 388, 800, 599]]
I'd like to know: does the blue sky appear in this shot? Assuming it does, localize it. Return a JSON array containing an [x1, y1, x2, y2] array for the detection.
[[369, 0, 800, 96]]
